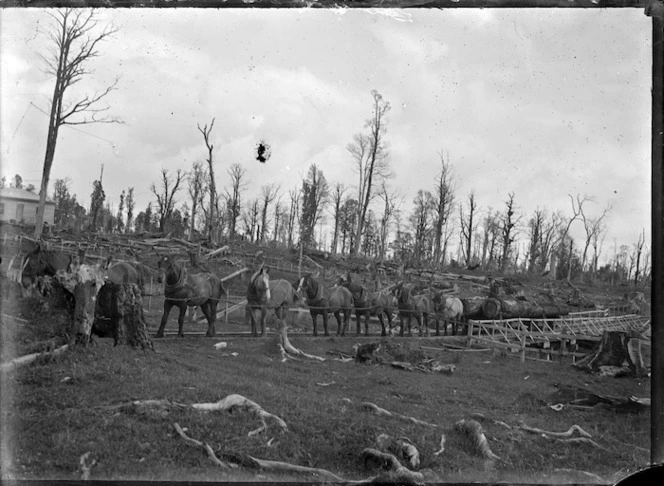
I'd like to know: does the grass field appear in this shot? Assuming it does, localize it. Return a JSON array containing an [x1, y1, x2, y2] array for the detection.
[[1, 315, 651, 483]]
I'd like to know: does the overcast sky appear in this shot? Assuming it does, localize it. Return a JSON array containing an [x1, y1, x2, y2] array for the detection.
[[0, 7, 652, 259]]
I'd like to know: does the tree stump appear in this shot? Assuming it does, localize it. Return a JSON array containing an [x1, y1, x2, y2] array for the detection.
[[94, 282, 154, 350], [575, 331, 645, 376]]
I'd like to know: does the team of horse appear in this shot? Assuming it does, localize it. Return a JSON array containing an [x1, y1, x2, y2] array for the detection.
[[18, 242, 465, 339]]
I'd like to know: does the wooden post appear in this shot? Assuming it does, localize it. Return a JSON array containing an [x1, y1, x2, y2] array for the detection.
[[559, 338, 566, 363], [519, 321, 526, 363], [466, 320, 473, 347], [225, 298, 229, 325]]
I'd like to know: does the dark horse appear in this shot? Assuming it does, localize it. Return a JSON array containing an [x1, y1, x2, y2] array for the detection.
[[337, 274, 397, 336], [245, 264, 271, 337], [20, 243, 73, 289], [155, 254, 225, 338], [246, 274, 301, 336], [296, 274, 353, 337], [392, 281, 432, 337]]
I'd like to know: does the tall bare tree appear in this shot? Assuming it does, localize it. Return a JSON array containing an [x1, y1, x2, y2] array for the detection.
[[151, 169, 185, 233], [34, 9, 120, 239], [347, 90, 392, 255], [378, 181, 399, 261], [198, 118, 217, 241], [579, 200, 612, 271], [125, 187, 135, 234], [259, 183, 280, 243], [432, 151, 455, 265], [499, 192, 521, 273], [459, 190, 477, 267], [287, 188, 300, 248], [633, 229, 646, 286], [187, 161, 207, 241], [300, 164, 329, 249], [410, 189, 434, 263], [329, 183, 347, 254], [526, 208, 545, 273], [225, 162, 248, 239]]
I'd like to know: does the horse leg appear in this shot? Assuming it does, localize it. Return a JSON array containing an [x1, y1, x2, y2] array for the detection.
[[323, 310, 330, 337], [310, 310, 318, 337], [201, 302, 216, 337], [336, 311, 345, 336], [355, 310, 362, 335], [260, 306, 267, 337], [423, 313, 430, 337], [245, 305, 256, 337], [177, 304, 187, 338], [156, 300, 174, 338]]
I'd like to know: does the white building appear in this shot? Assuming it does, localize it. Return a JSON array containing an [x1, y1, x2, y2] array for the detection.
[[0, 187, 56, 225]]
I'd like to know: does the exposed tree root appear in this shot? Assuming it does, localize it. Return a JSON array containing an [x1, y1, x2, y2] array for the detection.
[[519, 424, 591, 439], [361, 402, 440, 428], [277, 323, 325, 361], [433, 434, 446, 456], [361, 448, 425, 484], [173, 423, 233, 469], [242, 455, 347, 482], [78, 451, 96, 480], [192, 394, 287, 436], [375, 434, 420, 469], [454, 419, 501, 461]]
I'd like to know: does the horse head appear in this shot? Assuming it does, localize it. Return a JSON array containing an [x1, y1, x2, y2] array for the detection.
[[296, 274, 317, 301], [156, 254, 179, 285], [249, 264, 271, 303]]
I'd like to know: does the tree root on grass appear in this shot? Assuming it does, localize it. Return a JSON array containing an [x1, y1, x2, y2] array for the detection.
[[192, 394, 288, 436], [174, 423, 234, 470], [362, 402, 440, 428], [277, 323, 325, 362], [519, 424, 591, 439], [175, 422, 424, 484]]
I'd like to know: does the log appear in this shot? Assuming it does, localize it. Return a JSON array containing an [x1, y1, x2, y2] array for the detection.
[[203, 245, 231, 260], [462, 296, 487, 319], [481, 296, 570, 319]]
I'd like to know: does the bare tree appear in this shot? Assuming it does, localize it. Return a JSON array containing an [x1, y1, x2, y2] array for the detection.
[[432, 151, 455, 265], [116, 190, 125, 233], [242, 199, 261, 242], [539, 210, 564, 274], [225, 162, 248, 239], [125, 187, 135, 234], [286, 188, 300, 248], [197, 118, 217, 241], [410, 189, 434, 264], [187, 161, 207, 241], [526, 208, 545, 273], [499, 193, 521, 273], [633, 229, 646, 286], [151, 169, 185, 233], [329, 183, 347, 254], [378, 181, 399, 261], [459, 190, 478, 267], [34, 9, 120, 239], [347, 89, 392, 255], [579, 200, 612, 271], [259, 183, 280, 243], [300, 164, 329, 249]]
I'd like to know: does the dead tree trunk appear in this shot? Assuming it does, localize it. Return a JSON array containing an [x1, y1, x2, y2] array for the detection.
[[575, 331, 645, 376], [95, 283, 154, 350]]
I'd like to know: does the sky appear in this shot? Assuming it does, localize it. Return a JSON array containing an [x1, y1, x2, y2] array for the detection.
[[0, 7, 652, 260]]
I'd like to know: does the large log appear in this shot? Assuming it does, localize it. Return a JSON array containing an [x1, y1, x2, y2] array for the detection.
[[481, 296, 569, 319], [461, 297, 486, 319]]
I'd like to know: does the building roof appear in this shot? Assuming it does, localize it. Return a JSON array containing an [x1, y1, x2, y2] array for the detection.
[[0, 187, 55, 204]]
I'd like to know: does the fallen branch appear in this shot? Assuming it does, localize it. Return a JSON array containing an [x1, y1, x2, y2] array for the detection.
[[519, 424, 591, 439], [362, 402, 440, 428], [0, 344, 69, 373], [203, 245, 231, 260], [173, 423, 233, 469], [192, 394, 287, 436]]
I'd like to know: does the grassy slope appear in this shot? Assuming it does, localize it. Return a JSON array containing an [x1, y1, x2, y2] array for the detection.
[[2, 334, 650, 482]]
